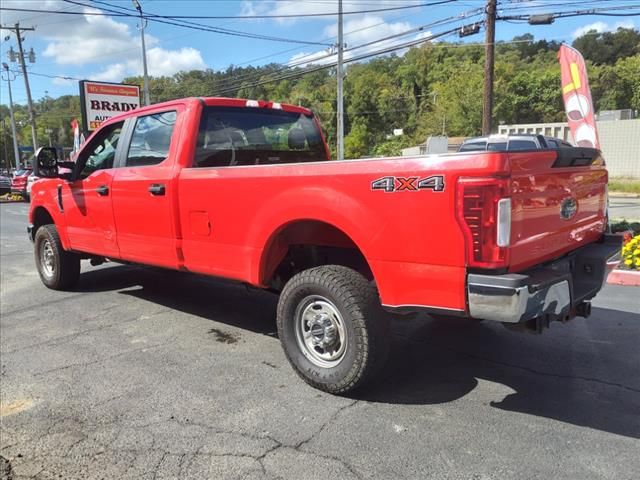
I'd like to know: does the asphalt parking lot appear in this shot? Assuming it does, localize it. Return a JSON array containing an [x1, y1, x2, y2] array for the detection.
[[1, 202, 639, 480]]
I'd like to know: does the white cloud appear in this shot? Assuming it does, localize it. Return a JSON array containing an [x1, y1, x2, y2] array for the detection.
[[145, 47, 206, 76], [89, 47, 205, 81], [288, 14, 433, 66], [1, 0, 206, 83], [572, 20, 635, 39]]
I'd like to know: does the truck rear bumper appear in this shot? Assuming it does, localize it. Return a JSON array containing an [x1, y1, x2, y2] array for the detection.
[[467, 234, 622, 324]]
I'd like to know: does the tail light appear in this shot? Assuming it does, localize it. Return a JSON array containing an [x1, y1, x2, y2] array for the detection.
[[456, 177, 511, 269]]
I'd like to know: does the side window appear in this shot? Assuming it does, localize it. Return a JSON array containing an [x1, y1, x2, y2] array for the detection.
[[459, 141, 486, 152], [126, 111, 177, 167], [508, 139, 538, 151], [487, 142, 507, 151], [79, 122, 124, 179]]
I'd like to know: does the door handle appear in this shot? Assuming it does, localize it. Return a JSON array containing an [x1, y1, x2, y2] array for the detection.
[[96, 185, 109, 196], [148, 183, 166, 196]]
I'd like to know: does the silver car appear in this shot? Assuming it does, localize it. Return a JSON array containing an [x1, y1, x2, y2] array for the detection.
[[459, 134, 573, 152]]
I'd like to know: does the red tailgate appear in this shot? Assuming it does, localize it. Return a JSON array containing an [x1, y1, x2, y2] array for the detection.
[[508, 149, 608, 272]]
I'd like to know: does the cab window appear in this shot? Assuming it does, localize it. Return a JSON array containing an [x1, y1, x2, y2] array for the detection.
[[126, 111, 177, 167], [508, 139, 537, 150], [459, 141, 486, 152], [79, 122, 124, 178]]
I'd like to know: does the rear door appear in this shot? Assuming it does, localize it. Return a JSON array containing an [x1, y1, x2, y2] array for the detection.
[[62, 121, 124, 257], [110, 109, 180, 268]]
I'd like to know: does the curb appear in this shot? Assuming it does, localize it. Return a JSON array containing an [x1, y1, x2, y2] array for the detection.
[[607, 269, 640, 286], [609, 192, 640, 199]]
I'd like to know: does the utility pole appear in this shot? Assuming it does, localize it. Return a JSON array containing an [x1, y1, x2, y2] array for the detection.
[[482, 0, 497, 136], [336, 0, 344, 160], [2, 62, 21, 170], [132, 0, 151, 106], [4, 23, 38, 150]]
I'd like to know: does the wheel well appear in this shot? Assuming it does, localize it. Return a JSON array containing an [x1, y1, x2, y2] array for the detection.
[[32, 207, 54, 234], [261, 220, 373, 291]]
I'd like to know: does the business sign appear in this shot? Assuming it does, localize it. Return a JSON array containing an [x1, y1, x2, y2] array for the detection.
[[79, 80, 141, 132]]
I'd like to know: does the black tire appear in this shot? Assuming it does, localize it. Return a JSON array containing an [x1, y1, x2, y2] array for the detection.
[[34, 224, 80, 290], [277, 265, 389, 394]]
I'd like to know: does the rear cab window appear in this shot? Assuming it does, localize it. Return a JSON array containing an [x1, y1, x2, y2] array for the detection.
[[193, 106, 327, 168]]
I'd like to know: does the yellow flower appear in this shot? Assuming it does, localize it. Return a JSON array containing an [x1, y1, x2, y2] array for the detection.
[[625, 259, 633, 265]]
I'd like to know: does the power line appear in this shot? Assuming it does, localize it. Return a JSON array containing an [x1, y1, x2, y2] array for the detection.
[[200, 11, 484, 95], [2, 1, 455, 20], [498, 4, 640, 21], [213, 28, 463, 97]]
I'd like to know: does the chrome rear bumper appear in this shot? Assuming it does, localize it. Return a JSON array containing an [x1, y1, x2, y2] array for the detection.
[[467, 234, 622, 324]]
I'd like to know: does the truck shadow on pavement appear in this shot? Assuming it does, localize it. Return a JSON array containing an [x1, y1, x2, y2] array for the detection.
[[77, 264, 640, 440], [360, 310, 640, 439]]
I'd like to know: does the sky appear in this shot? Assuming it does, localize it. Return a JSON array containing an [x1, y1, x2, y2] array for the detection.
[[0, 0, 637, 106]]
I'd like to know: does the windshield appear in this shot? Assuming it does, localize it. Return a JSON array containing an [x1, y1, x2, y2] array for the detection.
[[194, 106, 327, 167]]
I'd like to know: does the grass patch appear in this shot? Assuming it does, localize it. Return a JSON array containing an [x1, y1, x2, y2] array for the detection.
[[609, 178, 640, 194]]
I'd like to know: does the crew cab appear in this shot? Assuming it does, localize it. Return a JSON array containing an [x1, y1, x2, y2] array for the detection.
[[28, 97, 621, 393]]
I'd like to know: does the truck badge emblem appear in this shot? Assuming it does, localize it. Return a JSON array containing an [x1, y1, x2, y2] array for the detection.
[[560, 197, 577, 220]]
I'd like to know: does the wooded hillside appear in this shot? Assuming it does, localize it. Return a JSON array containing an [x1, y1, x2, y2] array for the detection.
[[1, 27, 638, 162]]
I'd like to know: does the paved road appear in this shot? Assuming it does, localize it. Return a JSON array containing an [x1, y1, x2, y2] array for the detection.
[[1, 202, 639, 480], [610, 196, 640, 221]]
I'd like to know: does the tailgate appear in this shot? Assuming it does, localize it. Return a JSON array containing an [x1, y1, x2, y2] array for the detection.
[[509, 148, 608, 272]]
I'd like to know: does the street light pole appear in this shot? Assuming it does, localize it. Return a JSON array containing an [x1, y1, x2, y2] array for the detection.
[[132, 0, 151, 106], [2, 62, 21, 170], [336, 0, 344, 160]]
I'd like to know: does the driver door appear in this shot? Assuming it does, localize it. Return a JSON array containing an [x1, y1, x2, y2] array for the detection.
[[61, 121, 125, 258]]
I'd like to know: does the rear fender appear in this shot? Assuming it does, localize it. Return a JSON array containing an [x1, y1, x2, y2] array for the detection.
[[247, 186, 380, 287]]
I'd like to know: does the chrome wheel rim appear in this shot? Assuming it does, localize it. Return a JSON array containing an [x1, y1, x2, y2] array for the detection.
[[40, 239, 55, 277], [294, 295, 348, 368]]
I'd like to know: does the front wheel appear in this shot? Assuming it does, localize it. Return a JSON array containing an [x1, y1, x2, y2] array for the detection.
[[277, 265, 389, 394], [34, 224, 80, 290]]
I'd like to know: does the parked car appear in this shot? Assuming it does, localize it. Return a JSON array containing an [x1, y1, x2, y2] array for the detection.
[[26, 173, 40, 202], [28, 97, 621, 394], [11, 168, 32, 198], [459, 133, 573, 152], [0, 174, 11, 194]]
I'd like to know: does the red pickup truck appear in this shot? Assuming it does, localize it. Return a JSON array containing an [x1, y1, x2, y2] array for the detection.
[[28, 97, 621, 393]]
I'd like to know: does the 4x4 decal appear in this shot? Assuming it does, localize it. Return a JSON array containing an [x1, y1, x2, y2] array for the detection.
[[371, 175, 445, 193]]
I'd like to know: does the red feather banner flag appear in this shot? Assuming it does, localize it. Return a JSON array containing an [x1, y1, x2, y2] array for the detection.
[[558, 44, 600, 149]]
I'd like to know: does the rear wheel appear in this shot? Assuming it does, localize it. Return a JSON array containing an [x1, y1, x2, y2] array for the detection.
[[34, 224, 80, 290], [277, 265, 389, 394]]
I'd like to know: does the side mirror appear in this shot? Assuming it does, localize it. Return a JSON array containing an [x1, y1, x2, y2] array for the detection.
[[34, 147, 59, 178]]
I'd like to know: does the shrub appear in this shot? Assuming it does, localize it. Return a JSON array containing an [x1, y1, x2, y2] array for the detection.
[[621, 233, 640, 270]]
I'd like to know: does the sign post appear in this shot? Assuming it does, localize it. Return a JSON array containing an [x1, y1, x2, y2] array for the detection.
[[79, 80, 141, 134]]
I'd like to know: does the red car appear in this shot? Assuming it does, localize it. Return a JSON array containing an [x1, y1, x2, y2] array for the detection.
[[27, 97, 621, 393], [11, 168, 32, 197]]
